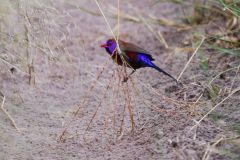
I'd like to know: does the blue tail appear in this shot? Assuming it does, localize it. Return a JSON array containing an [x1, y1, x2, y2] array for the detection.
[[139, 54, 178, 84], [151, 64, 178, 83]]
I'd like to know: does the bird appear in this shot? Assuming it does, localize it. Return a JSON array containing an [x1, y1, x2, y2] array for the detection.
[[100, 38, 178, 83]]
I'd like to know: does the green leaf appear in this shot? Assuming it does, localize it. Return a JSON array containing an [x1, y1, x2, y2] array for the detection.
[[207, 84, 220, 100], [200, 58, 209, 72]]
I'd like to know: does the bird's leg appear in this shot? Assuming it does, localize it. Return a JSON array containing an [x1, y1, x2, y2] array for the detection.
[[122, 70, 135, 83]]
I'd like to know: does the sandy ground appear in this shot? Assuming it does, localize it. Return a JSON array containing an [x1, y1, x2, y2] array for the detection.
[[0, 0, 240, 159]]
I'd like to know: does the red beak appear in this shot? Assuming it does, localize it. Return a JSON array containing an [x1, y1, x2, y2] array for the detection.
[[100, 44, 108, 48]]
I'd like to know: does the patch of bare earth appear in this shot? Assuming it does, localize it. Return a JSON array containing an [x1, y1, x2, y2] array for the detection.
[[0, 0, 239, 160]]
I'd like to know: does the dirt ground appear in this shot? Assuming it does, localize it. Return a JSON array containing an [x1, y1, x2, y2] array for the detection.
[[0, 0, 240, 160]]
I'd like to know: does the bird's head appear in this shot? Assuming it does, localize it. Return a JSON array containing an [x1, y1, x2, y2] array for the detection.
[[100, 39, 117, 55]]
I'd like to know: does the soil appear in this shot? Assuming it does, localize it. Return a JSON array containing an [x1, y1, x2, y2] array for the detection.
[[0, 0, 239, 160]]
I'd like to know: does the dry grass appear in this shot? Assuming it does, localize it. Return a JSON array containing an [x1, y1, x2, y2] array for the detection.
[[0, 0, 240, 159], [0, 92, 20, 132]]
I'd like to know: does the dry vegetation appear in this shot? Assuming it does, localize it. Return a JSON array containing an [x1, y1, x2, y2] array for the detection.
[[0, 0, 240, 159]]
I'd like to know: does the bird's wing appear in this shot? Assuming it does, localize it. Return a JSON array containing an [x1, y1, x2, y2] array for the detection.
[[119, 40, 155, 61], [119, 40, 147, 53]]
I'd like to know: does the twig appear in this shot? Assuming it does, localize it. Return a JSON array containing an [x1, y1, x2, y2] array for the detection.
[[1, 94, 20, 132], [128, 2, 168, 48], [21, 1, 35, 85], [157, 31, 169, 48], [59, 60, 110, 141], [138, 80, 194, 107], [0, 57, 29, 75], [83, 85, 111, 140], [148, 14, 190, 30], [116, 0, 120, 46], [107, 5, 140, 23], [69, 3, 140, 23], [189, 87, 240, 132], [177, 37, 205, 81], [208, 66, 239, 85], [202, 137, 224, 160], [94, 0, 122, 54]]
